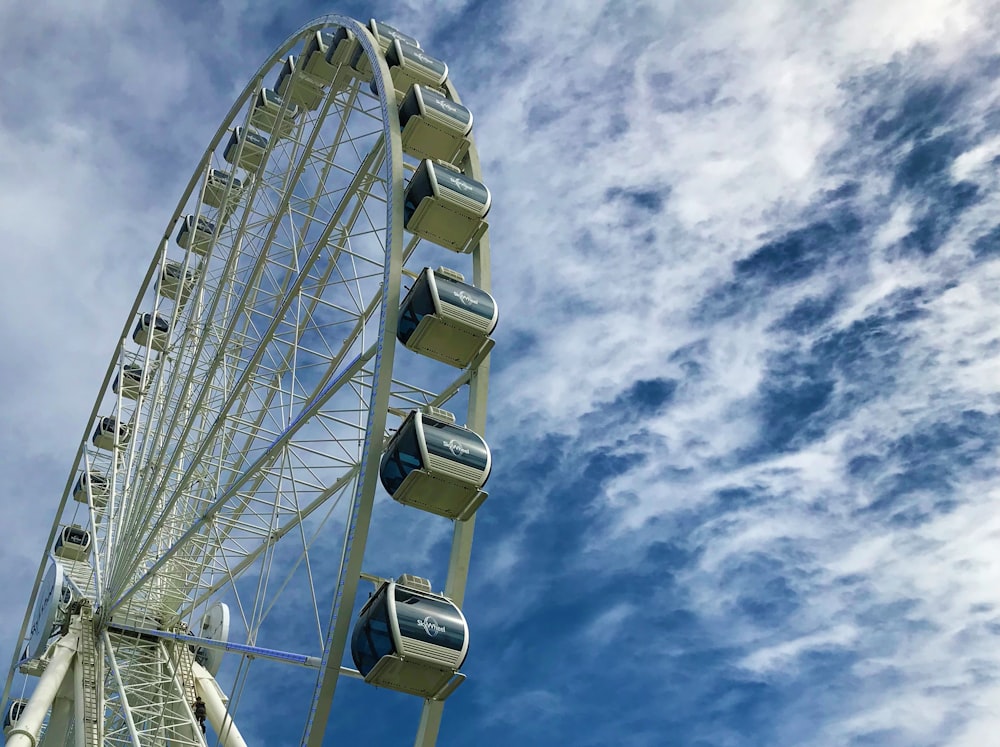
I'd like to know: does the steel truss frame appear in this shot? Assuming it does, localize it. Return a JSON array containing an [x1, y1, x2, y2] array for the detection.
[[4, 13, 492, 747]]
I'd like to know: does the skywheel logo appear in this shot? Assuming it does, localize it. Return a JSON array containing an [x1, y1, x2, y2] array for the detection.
[[417, 616, 446, 637], [444, 439, 470, 458]]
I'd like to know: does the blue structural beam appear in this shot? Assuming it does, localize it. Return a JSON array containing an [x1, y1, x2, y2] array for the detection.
[[106, 622, 362, 676]]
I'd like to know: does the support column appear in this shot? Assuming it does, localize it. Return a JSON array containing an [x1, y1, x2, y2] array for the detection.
[[38, 680, 73, 747], [73, 660, 85, 747], [6, 631, 80, 747], [191, 661, 248, 747]]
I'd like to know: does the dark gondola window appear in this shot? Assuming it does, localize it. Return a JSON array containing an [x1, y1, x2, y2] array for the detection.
[[397, 274, 436, 344], [433, 275, 495, 322], [142, 314, 169, 333], [373, 21, 419, 48], [351, 591, 395, 676], [380, 424, 422, 494], [421, 421, 488, 472], [393, 588, 466, 652], [434, 166, 489, 207], [404, 165, 433, 225]]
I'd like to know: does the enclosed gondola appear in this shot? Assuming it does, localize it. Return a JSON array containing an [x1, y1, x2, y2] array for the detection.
[[113, 363, 152, 400], [73, 471, 109, 508], [3, 700, 26, 732], [399, 84, 473, 163], [300, 27, 357, 84], [250, 88, 301, 139], [398, 267, 497, 368], [93, 415, 131, 451], [274, 56, 326, 111], [133, 312, 170, 352], [224, 127, 269, 173], [202, 168, 244, 211], [404, 159, 490, 253], [377, 40, 448, 100], [379, 408, 491, 520], [53, 525, 91, 561], [350, 576, 468, 700], [176, 214, 216, 255], [351, 19, 421, 80], [370, 18, 420, 50], [156, 261, 198, 303]]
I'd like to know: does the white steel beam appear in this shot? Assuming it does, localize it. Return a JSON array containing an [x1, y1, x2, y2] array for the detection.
[[6, 631, 79, 747], [191, 661, 248, 747]]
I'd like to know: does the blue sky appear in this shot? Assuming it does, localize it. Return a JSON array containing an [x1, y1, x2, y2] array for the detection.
[[2, 1, 1000, 745]]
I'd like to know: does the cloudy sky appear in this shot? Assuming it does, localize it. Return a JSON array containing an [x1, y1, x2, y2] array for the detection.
[[2, 0, 1000, 745]]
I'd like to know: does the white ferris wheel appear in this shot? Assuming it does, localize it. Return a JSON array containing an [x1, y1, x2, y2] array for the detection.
[[3, 13, 496, 747]]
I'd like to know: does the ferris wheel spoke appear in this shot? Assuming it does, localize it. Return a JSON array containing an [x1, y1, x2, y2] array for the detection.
[[107, 150, 389, 605], [109, 341, 377, 615], [119, 109, 376, 536]]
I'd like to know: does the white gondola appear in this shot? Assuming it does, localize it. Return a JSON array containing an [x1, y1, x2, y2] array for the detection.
[[157, 260, 198, 303], [176, 214, 216, 255], [398, 267, 497, 368], [399, 85, 473, 163], [350, 576, 468, 700], [250, 88, 301, 139], [3, 700, 26, 732], [93, 415, 131, 451], [369, 19, 420, 52], [224, 127, 270, 173], [300, 27, 357, 84], [351, 19, 421, 80], [73, 471, 109, 509], [132, 312, 170, 352], [113, 362, 153, 400], [202, 168, 243, 211], [379, 409, 491, 520], [377, 40, 448, 100], [404, 159, 491, 253], [54, 525, 92, 561], [274, 56, 326, 111]]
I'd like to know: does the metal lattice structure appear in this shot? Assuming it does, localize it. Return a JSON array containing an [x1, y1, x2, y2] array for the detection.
[[3, 13, 494, 747]]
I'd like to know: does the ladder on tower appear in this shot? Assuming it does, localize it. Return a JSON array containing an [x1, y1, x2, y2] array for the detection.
[[76, 601, 101, 747], [173, 637, 199, 707]]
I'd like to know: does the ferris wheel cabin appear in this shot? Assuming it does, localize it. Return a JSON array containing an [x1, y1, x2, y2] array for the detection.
[[300, 27, 358, 84], [73, 471, 109, 508], [133, 312, 170, 352], [93, 415, 131, 451], [399, 85, 473, 163], [250, 88, 301, 140], [157, 261, 198, 304], [202, 168, 243, 210], [113, 363, 151, 400], [377, 40, 448, 100], [176, 214, 216, 255], [54, 525, 92, 561], [404, 159, 490, 253], [3, 700, 26, 732], [225, 127, 270, 174], [350, 576, 468, 700], [350, 19, 421, 80], [398, 267, 497, 368], [368, 19, 420, 53], [379, 409, 491, 520], [275, 56, 326, 111]]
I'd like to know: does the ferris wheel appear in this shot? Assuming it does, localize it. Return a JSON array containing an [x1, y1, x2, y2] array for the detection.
[[3, 13, 496, 747]]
